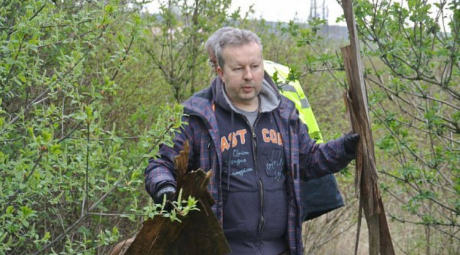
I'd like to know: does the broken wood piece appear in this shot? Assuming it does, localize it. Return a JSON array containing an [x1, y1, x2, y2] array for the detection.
[[340, 1, 395, 254], [110, 141, 230, 255]]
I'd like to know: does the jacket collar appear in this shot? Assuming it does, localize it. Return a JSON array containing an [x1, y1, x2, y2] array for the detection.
[[213, 74, 282, 114], [182, 75, 297, 133]]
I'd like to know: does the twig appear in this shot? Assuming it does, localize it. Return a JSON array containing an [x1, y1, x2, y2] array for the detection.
[[380, 169, 458, 214], [7, 122, 84, 205], [87, 212, 145, 217], [111, 32, 135, 81], [389, 214, 460, 228], [82, 120, 90, 217], [32, 214, 89, 255], [29, 4, 46, 21], [4, 34, 26, 86]]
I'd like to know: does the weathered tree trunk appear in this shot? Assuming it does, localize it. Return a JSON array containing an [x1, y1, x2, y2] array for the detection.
[[340, 1, 395, 254], [110, 141, 230, 255]]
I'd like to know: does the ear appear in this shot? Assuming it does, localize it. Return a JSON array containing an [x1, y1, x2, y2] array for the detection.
[[217, 65, 224, 79]]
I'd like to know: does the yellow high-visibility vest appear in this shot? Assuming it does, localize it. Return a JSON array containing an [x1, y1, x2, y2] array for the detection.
[[264, 60, 324, 143]]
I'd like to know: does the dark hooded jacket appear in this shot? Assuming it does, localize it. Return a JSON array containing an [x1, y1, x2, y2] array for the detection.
[[145, 74, 355, 254]]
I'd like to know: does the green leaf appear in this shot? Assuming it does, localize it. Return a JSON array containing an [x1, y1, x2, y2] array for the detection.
[[20, 206, 34, 218], [6, 206, 14, 215]]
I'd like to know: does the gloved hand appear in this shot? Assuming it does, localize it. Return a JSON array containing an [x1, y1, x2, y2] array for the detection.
[[343, 133, 360, 156], [154, 184, 176, 204]]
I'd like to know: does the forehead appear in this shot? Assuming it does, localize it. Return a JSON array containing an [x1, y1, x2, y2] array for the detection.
[[222, 42, 262, 64]]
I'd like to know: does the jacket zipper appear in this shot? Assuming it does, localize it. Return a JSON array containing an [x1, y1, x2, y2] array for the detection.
[[187, 100, 301, 248], [245, 115, 265, 236]]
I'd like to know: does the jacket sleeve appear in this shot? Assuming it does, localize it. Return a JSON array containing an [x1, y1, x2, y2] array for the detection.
[[144, 114, 198, 199], [298, 119, 355, 180]]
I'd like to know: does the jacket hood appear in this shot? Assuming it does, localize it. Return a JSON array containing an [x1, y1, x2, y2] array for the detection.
[[182, 73, 296, 128], [213, 73, 281, 114]]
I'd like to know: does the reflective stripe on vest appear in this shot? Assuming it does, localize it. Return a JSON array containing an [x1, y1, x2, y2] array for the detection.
[[264, 60, 323, 143], [300, 98, 310, 108]]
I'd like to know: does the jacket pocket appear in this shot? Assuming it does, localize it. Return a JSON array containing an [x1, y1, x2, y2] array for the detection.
[[262, 148, 285, 180]]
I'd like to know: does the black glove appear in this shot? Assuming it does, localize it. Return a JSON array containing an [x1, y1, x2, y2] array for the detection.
[[154, 184, 176, 204], [343, 133, 360, 156]]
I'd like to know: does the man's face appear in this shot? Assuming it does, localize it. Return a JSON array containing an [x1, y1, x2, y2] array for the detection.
[[217, 42, 264, 109]]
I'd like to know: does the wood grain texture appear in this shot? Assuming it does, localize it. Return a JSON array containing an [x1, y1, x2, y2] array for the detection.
[[341, 1, 395, 254], [110, 141, 230, 255]]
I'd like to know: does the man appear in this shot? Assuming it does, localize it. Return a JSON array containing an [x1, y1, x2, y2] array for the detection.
[[145, 28, 359, 254], [205, 27, 344, 221]]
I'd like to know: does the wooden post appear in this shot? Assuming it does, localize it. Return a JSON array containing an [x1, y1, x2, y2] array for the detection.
[[340, 1, 395, 254]]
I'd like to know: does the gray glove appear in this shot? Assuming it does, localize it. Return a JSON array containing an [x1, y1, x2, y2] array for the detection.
[[154, 184, 176, 204]]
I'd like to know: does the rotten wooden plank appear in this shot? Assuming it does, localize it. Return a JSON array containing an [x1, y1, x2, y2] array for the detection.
[[110, 141, 230, 255], [340, 1, 395, 254]]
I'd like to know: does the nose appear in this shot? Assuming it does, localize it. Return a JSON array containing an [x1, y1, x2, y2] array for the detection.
[[243, 66, 253, 81]]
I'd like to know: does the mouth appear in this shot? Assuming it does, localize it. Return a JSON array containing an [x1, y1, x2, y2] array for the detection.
[[241, 83, 255, 90], [241, 86, 254, 93]]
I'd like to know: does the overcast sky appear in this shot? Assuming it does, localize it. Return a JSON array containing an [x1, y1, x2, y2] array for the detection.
[[145, 0, 346, 25], [229, 0, 345, 25], [145, 0, 453, 29]]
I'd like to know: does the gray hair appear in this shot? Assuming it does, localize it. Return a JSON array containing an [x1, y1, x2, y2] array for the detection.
[[205, 26, 236, 57], [214, 28, 263, 68]]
